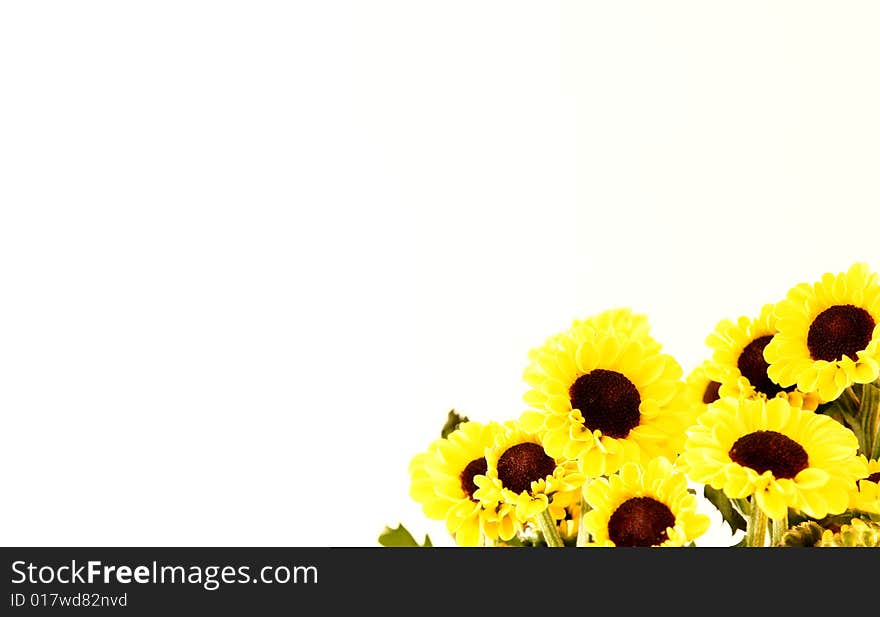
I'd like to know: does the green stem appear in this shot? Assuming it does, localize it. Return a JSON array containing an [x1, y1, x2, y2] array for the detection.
[[770, 511, 789, 547], [745, 498, 768, 547], [845, 385, 861, 409], [860, 381, 880, 459], [536, 508, 564, 548], [576, 496, 592, 547], [732, 497, 751, 520]]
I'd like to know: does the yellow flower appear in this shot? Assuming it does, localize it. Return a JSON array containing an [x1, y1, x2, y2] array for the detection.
[[547, 489, 582, 542], [571, 307, 662, 353], [473, 420, 583, 524], [851, 459, 880, 515], [680, 396, 868, 520], [408, 421, 517, 546], [817, 518, 880, 547], [521, 317, 689, 477], [706, 303, 819, 410], [683, 359, 725, 418], [765, 262, 880, 402], [582, 457, 710, 547]]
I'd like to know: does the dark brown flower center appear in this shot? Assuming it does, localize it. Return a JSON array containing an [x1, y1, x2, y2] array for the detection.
[[607, 497, 676, 547], [459, 457, 487, 500], [728, 430, 809, 479], [496, 442, 556, 495], [866, 472, 880, 484], [569, 369, 641, 438], [737, 335, 792, 397], [807, 304, 875, 362], [702, 381, 721, 405]]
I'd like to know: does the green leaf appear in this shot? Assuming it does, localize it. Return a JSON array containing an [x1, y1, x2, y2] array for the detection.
[[502, 536, 526, 547], [822, 400, 866, 447], [703, 485, 747, 534], [814, 400, 839, 416], [378, 524, 432, 547], [787, 508, 814, 528], [440, 409, 469, 439]]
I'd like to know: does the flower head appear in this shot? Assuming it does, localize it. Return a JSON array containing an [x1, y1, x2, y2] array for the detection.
[[682, 359, 725, 419], [706, 303, 819, 410], [680, 396, 868, 520], [817, 518, 880, 547], [473, 420, 583, 524], [765, 262, 880, 402], [777, 521, 826, 547], [570, 307, 662, 353], [582, 457, 710, 547], [409, 421, 517, 546], [850, 458, 880, 515], [521, 314, 689, 477]]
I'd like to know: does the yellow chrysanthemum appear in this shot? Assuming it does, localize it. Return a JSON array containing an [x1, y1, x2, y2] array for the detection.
[[581, 457, 710, 547], [680, 396, 868, 520], [408, 421, 517, 546], [851, 459, 880, 515], [571, 307, 662, 353], [683, 359, 725, 418], [765, 262, 880, 402], [706, 303, 819, 411], [817, 518, 880, 547], [526, 308, 663, 377], [521, 319, 689, 477], [473, 421, 583, 524], [547, 488, 582, 542]]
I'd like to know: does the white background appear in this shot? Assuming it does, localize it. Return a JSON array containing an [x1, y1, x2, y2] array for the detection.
[[2, 1, 879, 547]]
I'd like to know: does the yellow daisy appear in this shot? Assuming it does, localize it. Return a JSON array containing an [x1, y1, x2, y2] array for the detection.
[[817, 518, 880, 547], [706, 303, 819, 410], [547, 488, 582, 543], [683, 359, 725, 417], [525, 308, 662, 379], [571, 307, 662, 353], [680, 396, 868, 520], [851, 459, 880, 515], [581, 457, 710, 547], [765, 262, 880, 402], [408, 421, 517, 546], [473, 421, 583, 524], [521, 320, 688, 477]]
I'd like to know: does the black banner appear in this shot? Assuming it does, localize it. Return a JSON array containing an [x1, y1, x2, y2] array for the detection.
[[0, 547, 873, 614]]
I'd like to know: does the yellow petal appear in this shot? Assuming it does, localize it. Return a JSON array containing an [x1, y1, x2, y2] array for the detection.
[[755, 484, 788, 520], [793, 468, 830, 490], [454, 516, 481, 547], [854, 359, 879, 383], [519, 410, 546, 433]]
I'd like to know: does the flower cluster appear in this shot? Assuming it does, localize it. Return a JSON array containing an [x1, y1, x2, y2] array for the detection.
[[382, 263, 880, 548]]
